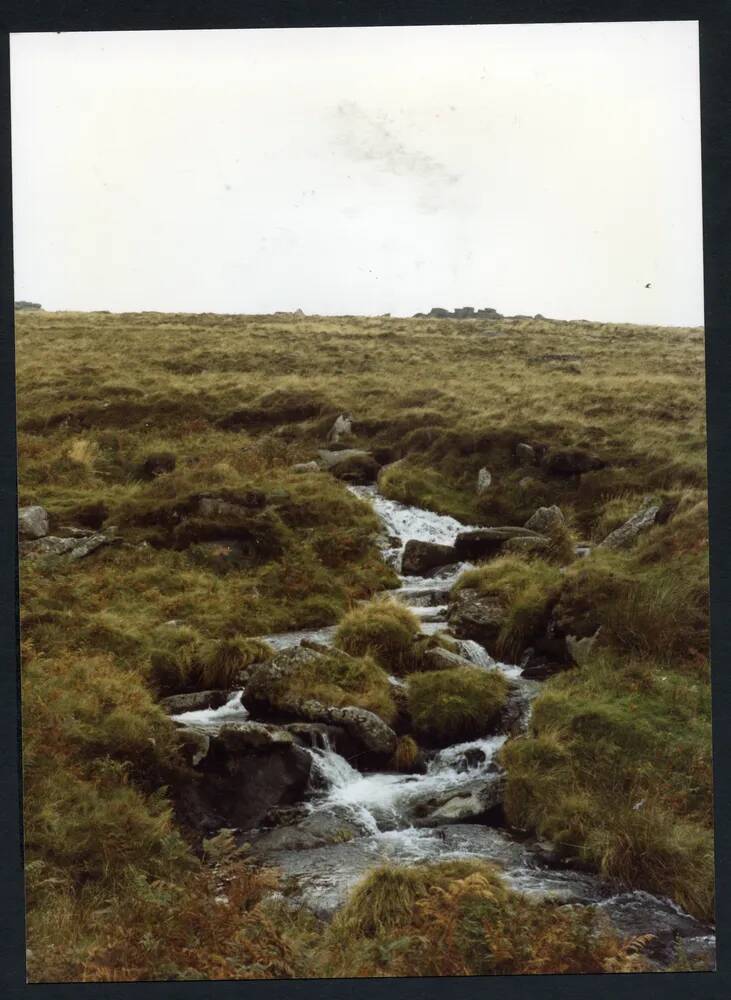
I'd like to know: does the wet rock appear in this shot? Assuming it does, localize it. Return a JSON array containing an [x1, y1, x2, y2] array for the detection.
[[176, 727, 211, 766], [327, 413, 353, 444], [328, 706, 397, 757], [516, 443, 536, 466], [421, 561, 465, 579], [174, 782, 226, 835], [422, 646, 482, 671], [599, 503, 660, 550], [596, 891, 715, 967], [500, 684, 534, 734], [519, 648, 568, 680], [524, 505, 565, 533], [544, 448, 605, 475], [454, 526, 543, 561], [260, 804, 310, 828], [401, 539, 455, 575], [140, 452, 176, 479], [476, 467, 492, 494], [411, 775, 504, 825], [448, 589, 505, 645], [390, 584, 450, 607], [283, 722, 359, 759], [283, 722, 336, 750], [317, 449, 380, 484], [453, 747, 487, 772], [183, 729, 313, 831], [161, 690, 232, 714], [387, 677, 411, 734], [18, 505, 49, 539], [249, 805, 368, 854], [217, 721, 295, 750]]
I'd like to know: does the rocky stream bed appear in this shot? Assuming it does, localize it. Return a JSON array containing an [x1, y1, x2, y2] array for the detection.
[[169, 485, 715, 971]]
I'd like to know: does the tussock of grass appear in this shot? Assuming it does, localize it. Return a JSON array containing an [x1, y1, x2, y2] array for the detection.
[[149, 634, 273, 694], [321, 861, 649, 976], [454, 556, 562, 659], [22, 643, 191, 888], [407, 667, 508, 746], [389, 735, 421, 772], [334, 599, 421, 675], [378, 460, 480, 523], [555, 539, 708, 661], [501, 651, 713, 920]]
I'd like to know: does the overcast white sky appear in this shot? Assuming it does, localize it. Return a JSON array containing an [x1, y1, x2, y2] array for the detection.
[[10, 22, 703, 325]]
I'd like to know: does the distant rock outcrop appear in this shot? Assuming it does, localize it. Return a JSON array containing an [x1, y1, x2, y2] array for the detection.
[[413, 306, 503, 320], [15, 301, 42, 310]]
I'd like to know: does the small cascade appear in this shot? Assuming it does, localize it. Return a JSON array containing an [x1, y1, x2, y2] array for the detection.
[[306, 734, 507, 836], [348, 484, 478, 574], [171, 690, 249, 732]]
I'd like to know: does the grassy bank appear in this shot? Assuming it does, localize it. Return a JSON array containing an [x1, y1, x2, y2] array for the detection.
[[16, 309, 711, 978]]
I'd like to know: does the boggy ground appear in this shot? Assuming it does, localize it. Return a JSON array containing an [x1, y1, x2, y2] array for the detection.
[[16, 309, 711, 980]]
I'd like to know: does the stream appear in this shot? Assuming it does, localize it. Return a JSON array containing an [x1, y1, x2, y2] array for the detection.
[[172, 484, 716, 969]]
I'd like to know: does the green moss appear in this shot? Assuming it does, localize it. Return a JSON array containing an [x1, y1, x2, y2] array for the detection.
[[407, 667, 508, 746], [274, 649, 397, 724]]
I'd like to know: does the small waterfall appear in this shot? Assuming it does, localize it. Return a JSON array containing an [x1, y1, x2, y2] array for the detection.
[[454, 639, 496, 669], [348, 485, 479, 570], [170, 690, 248, 731], [306, 734, 507, 837]]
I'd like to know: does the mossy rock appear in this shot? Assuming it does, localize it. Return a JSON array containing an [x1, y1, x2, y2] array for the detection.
[[407, 667, 508, 747]]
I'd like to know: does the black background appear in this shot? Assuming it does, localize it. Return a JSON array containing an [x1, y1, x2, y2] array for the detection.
[[0, 2, 728, 998]]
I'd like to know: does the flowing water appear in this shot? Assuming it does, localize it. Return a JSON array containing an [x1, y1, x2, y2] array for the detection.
[[177, 484, 715, 967], [170, 690, 249, 732]]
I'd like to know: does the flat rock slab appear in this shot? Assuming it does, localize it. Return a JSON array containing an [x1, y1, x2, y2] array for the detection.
[[20, 533, 110, 560], [161, 690, 232, 714], [454, 527, 543, 560]]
